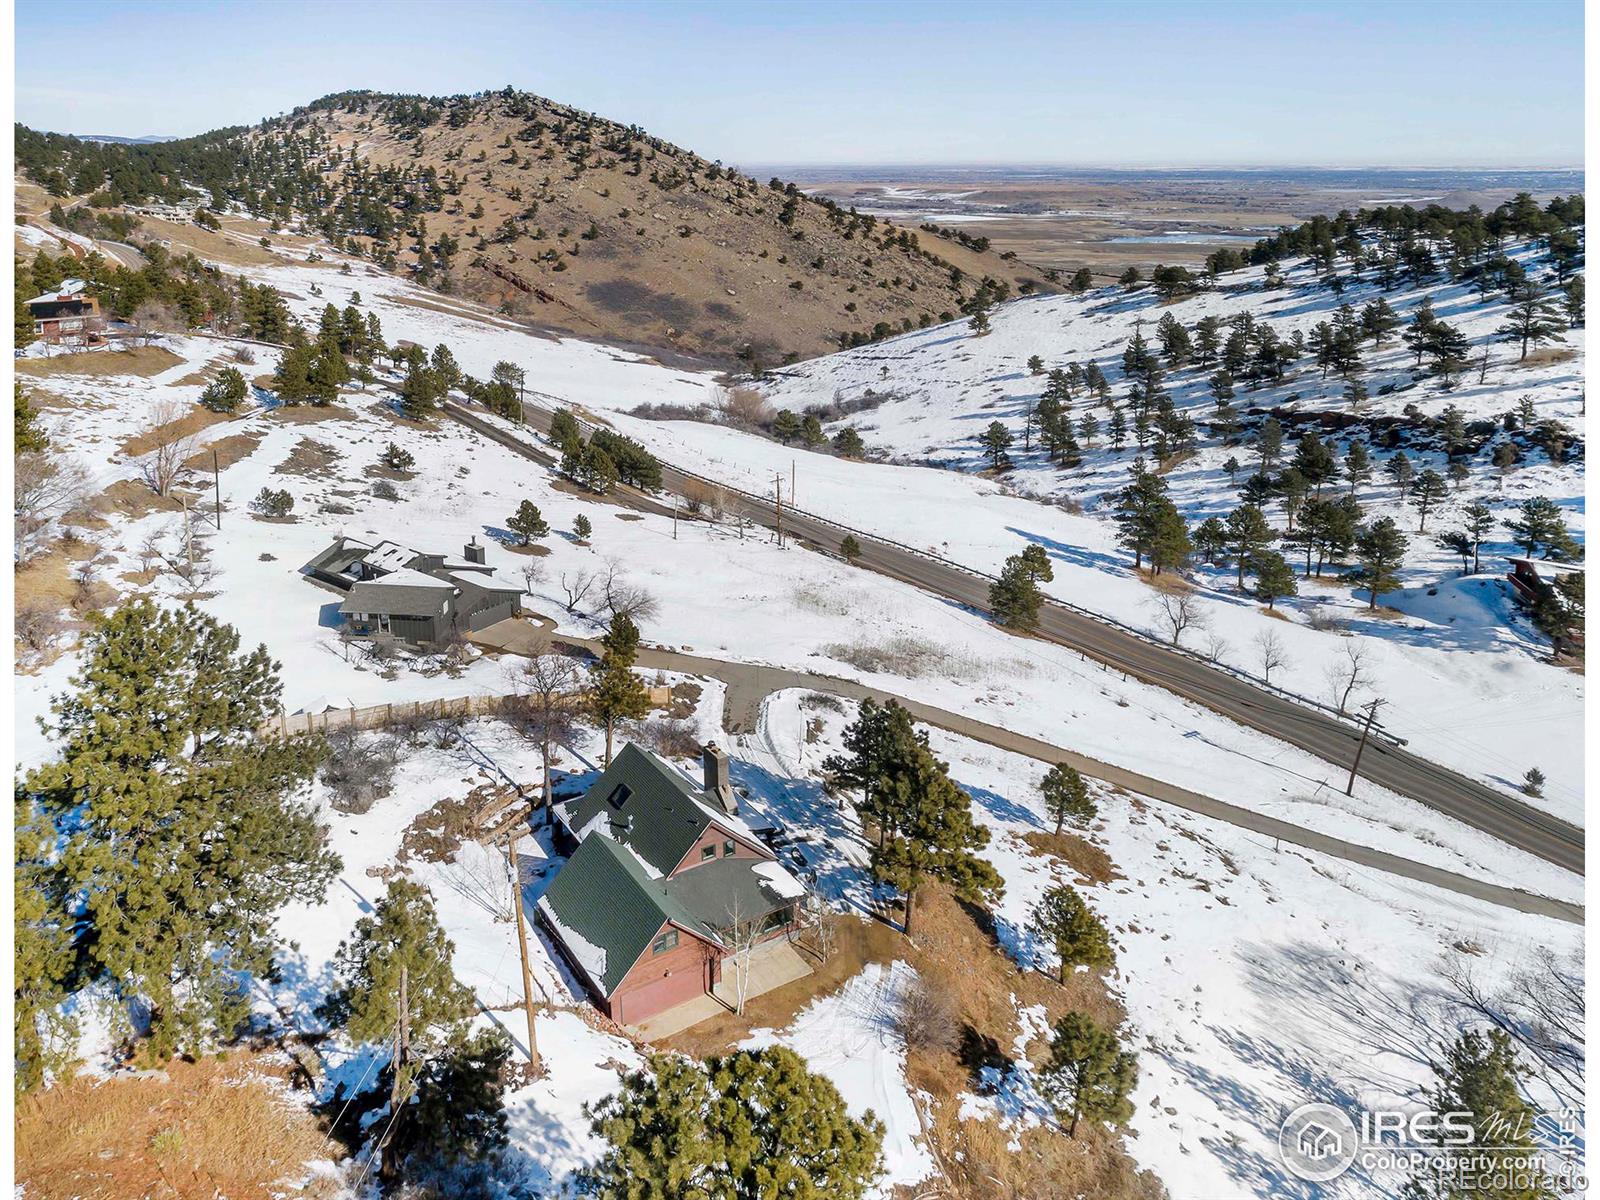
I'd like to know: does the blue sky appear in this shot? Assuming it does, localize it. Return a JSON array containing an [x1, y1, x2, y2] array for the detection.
[[13, 0, 1585, 166]]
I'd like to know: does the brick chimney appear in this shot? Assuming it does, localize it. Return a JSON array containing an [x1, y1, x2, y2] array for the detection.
[[702, 743, 736, 815], [464, 537, 486, 565]]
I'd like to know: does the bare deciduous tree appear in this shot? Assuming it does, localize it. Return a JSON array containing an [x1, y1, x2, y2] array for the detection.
[[715, 385, 773, 431], [1324, 641, 1372, 716], [559, 569, 596, 612], [1203, 632, 1231, 665], [681, 477, 728, 522], [519, 560, 545, 594], [14, 453, 89, 564], [139, 398, 199, 497], [15, 602, 65, 660], [1440, 947, 1583, 1106], [598, 558, 659, 626], [1150, 592, 1207, 647], [720, 895, 767, 1016], [507, 643, 584, 818], [1254, 629, 1289, 685]]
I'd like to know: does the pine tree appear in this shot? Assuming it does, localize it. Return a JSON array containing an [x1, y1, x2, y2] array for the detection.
[[589, 614, 650, 764], [1040, 762, 1093, 835], [1562, 275, 1584, 328], [1498, 278, 1567, 361], [1224, 504, 1274, 591], [1505, 495, 1578, 560], [584, 1047, 885, 1198], [15, 383, 48, 453], [25, 601, 338, 1059], [403, 1027, 513, 1168], [1354, 517, 1409, 609], [1406, 1029, 1546, 1200], [1029, 884, 1113, 983], [1250, 549, 1298, 610], [1521, 768, 1546, 798], [507, 499, 551, 545], [989, 555, 1044, 629], [379, 441, 415, 471], [1254, 416, 1284, 473], [1112, 460, 1169, 572], [832, 427, 866, 458], [1039, 1011, 1138, 1138], [1147, 499, 1192, 576], [1386, 450, 1414, 497], [1344, 442, 1372, 496], [824, 699, 927, 844], [573, 513, 593, 541], [1193, 516, 1228, 565], [870, 740, 1001, 936], [15, 791, 78, 1093], [840, 533, 862, 560], [1409, 469, 1449, 532], [978, 420, 1014, 470], [321, 878, 484, 1180], [549, 407, 583, 454]]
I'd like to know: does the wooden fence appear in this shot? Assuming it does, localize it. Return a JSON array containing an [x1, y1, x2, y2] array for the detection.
[[261, 684, 673, 739]]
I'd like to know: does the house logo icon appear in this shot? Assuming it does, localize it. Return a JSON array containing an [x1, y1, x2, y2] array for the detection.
[[1279, 1103, 1359, 1181]]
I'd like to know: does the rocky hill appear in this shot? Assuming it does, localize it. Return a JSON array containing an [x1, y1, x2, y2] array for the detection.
[[16, 89, 1054, 363]]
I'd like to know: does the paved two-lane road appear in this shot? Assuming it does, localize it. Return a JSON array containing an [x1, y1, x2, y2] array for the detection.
[[445, 400, 1585, 877]]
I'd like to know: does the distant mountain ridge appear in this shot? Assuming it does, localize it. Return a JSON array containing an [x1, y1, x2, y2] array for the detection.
[[16, 89, 1053, 362]]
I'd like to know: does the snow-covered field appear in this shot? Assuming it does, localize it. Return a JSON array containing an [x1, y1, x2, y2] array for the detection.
[[760, 689, 1584, 1200], [15, 227, 1584, 1199]]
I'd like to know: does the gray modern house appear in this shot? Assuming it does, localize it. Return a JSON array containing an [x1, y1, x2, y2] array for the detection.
[[301, 534, 523, 647]]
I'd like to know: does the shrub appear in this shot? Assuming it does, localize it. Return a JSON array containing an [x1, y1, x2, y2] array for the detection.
[[371, 481, 400, 501], [899, 973, 961, 1056], [379, 442, 415, 471], [250, 487, 293, 517], [199, 367, 248, 414], [321, 730, 402, 814]]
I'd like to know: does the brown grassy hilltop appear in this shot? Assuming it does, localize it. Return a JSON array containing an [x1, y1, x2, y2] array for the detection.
[[268, 90, 1054, 362]]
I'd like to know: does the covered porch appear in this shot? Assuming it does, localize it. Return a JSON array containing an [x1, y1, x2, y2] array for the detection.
[[629, 937, 814, 1041]]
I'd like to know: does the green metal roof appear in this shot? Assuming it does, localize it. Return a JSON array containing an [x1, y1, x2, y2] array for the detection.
[[538, 834, 714, 997], [560, 743, 717, 877]]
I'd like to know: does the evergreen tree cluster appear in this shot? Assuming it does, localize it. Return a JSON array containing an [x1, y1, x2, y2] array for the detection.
[[824, 700, 1002, 934]]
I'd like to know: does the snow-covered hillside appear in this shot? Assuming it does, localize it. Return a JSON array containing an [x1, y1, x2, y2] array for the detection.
[[15, 226, 1584, 1200], [730, 247, 1588, 809]]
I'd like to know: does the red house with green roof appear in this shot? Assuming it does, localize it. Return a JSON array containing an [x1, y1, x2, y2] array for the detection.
[[536, 743, 807, 1026]]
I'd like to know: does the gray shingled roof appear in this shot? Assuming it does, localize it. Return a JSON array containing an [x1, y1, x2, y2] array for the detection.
[[538, 835, 715, 996], [666, 857, 799, 930], [339, 578, 452, 619]]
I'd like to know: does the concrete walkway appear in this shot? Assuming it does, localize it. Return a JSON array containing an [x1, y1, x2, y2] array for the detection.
[[471, 617, 1582, 925]]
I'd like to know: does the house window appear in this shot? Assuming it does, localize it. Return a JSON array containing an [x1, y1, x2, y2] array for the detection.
[[652, 929, 678, 955], [701, 844, 717, 861], [607, 784, 632, 808], [723, 839, 736, 857]]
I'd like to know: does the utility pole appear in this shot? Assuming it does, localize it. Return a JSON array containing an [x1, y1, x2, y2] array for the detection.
[[212, 448, 222, 530], [1344, 699, 1386, 796], [506, 830, 542, 1077], [773, 474, 784, 549], [790, 458, 796, 507], [380, 964, 410, 1181], [672, 495, 678, 541]]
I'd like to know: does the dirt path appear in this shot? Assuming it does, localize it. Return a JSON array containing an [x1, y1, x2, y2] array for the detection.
[[471, 617, 1582, 925]]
